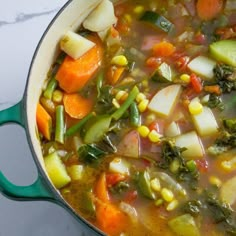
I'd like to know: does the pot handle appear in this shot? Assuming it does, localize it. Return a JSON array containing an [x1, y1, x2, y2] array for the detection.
[[0, 101, 54, 201]]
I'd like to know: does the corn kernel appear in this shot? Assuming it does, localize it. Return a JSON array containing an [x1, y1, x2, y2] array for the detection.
[[112, 98, 120, 109], [209, 176, 222, 187], [136, 93, 146, 103], [145, 113, 157, 125], [133, 5, 145, 15], [161, 188, 174, 202], [142, 79, 149, 88], [166, 199, 179, 211], [124, 14, 132, 24], [111, 55, 128, 66], [180, 74, 190, 83], [221, 160, 236, 171], [137, 125, 150, 138], [115, 90, 126, 101], [188, 100, 203, 115], [150, 178, 161, 192], [138, 99, 149, 112], [155, 199, 164, 207], [148, 130, 161, 143]]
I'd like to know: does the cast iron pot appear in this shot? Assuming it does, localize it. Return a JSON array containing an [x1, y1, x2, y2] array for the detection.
[[0, 0, 105, 235]]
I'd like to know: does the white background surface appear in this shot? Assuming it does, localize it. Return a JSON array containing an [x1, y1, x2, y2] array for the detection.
[[0, 1, 88, 235]]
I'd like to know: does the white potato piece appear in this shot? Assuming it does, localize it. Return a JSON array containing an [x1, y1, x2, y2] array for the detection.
[[220, 176, 236, 205], [148, 84, 182, 117], [175, 131, 204, 159], [165, 121, 181, 137], [60, 31, 95, 60], [109, 158, 130, 175], [83, 0, 117, 32], [187, 56, 216, 80], [191, 106, 219, 136]]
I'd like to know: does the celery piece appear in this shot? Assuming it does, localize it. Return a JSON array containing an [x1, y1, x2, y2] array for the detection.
[[168, 214, 200, 236], [151, 62, 172, 82], [44, 152, 71, 189]]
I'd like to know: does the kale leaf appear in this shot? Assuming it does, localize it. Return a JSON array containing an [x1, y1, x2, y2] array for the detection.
[[207, 94, 225, 110], [213, 64, 236, 93], [208, 118, 236, 156], [159, 140, 199, 187], [78, 144, 106, 164]]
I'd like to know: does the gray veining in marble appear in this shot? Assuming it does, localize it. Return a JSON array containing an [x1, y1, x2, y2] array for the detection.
[[0, 8, 60, 27]]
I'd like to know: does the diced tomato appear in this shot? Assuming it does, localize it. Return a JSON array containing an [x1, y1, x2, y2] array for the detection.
[[148, 121, 160, 132], [115, 19, 130, 34], [106, 173, 127, 187], [175, 56, 190, 71], [196, 159, 209, 173], [182, 87, 198, 100], [124, 190, 138, 204], [190, 73, 203, 93], [145, 57, 162, 69], [195, 32, 207, 44]]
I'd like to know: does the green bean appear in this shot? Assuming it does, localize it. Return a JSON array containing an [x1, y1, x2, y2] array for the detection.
[[44, 78, 58, 100], [65, 112, 95, 137], [130, 102, 141, 127], [96, 71, 104, 98], [55, 105, 65, 144], [112, 86, 139, 121]]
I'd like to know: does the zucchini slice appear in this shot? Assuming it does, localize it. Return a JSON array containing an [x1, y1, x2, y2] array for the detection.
[[210, 40, 236, 67]]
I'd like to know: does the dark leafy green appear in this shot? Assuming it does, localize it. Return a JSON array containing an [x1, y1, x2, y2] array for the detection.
[[208, 118, 236, 155], [213, 64, 236, 93], [109, 181, 130, 194], [207, 94, 225, 110], [159, 140, 199, 188], [78, 144, 106, 164], [95, 85, 114, 114]]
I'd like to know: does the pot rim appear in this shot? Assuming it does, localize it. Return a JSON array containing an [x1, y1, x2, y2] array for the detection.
[[23, 1, 105, 235]]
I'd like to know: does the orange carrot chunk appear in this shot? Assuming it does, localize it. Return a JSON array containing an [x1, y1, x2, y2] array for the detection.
[[56, 36, 103, 93], [107, 66, 125, 85], [196, 0, 223, 21], [63, 93, 93, 119], [94, 173, 129, 235], [36, 103, 52, 140], [152, 41, 176, 57]]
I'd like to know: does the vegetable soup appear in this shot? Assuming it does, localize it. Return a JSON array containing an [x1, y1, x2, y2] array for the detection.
[[36, 0, 236, 235]]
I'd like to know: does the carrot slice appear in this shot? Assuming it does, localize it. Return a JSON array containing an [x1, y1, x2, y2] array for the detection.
[[152, 41, 176, 57], [196, 0, 223, 21], [56, 35, 103, 93], [63, 93, 93, 119], [107, 66, 125, 85], [94, 172, 110, 202], [36, 103, 52, 140], [94, 173, 129, 235]]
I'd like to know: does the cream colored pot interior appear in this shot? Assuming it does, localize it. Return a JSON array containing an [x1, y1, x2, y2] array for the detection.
[[26, 0, 102, 191]]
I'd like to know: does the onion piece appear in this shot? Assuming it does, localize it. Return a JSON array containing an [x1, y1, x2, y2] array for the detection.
[[225, 0, 236, 11], [153, 172, 187, 197], [119, 202, 138, 223], [83, 0, 117, 32]]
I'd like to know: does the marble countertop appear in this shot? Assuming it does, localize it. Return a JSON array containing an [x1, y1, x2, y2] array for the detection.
[[0, 1, 87, 235]]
